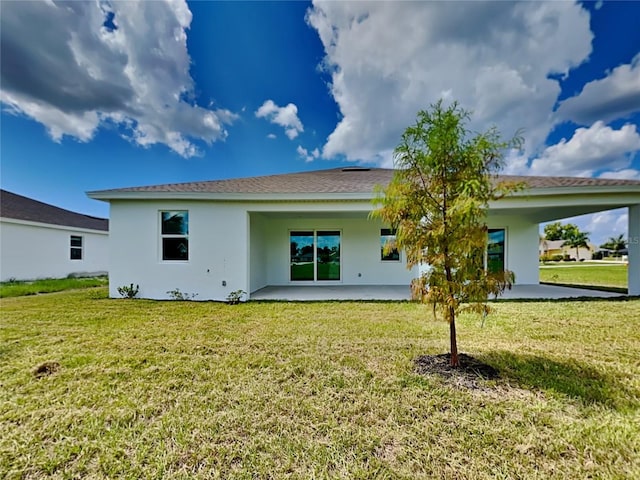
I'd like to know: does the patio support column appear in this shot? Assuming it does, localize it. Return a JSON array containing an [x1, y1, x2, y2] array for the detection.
[[629, 204, 640, 296]]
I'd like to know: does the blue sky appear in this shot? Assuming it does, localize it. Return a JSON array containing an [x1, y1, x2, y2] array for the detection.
[[1, 0, 639, 246]]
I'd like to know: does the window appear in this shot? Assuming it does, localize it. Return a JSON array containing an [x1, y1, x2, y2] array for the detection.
[[70, 235, 83, 260], [381, 228, 400, 261], [487, 229, 505, 273], [161, 211, 189, 261]]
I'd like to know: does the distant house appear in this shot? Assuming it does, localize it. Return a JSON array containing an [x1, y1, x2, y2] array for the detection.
[[88, 167, 640, 299], [0, 190, 109, 281], [539, 239, 594, 261]]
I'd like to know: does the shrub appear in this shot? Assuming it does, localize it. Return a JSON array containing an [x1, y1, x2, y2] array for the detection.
[[539, 254, 552, 264], [166, 288, 198, 301], [117, 283, 139, 299], [226, 289, 246, 305], [551, 255, 564, 262]]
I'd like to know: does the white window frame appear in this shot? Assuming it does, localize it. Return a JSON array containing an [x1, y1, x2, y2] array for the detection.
[[380, 228, 401, 262], [289, 229, 342, 283], [70, 235, 83, 260], [160, 210, 189, 262]]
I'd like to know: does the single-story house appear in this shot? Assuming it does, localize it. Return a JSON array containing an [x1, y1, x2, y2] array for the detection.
[[87, 167, 640, 299], [0, 189, 109, 281], [539, 239, 595, 261]]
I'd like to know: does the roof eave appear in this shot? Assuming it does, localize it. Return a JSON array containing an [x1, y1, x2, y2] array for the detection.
[[86, 191, 376, 202]]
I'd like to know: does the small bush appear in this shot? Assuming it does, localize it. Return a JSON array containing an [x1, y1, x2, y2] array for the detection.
[[226, 289, 246, 305], [551, 255, 564, 262], [539, 254, 552, 264], [117, 283, 139, 299], [166, 288, 198, 301]]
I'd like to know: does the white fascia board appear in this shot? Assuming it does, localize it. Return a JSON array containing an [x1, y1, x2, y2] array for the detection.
[[0, 217, 109, 235], [508, 185, 640, 197], [494, 191, 640, 210], [87, 191, 376, 202]]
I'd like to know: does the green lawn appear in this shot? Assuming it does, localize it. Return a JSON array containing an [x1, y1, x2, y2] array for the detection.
[[0, 276, 108, 298], [1, 289, 639, 479], [540, 262, 628, 289]]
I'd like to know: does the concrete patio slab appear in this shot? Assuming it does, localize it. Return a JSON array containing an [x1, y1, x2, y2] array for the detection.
[[250, 284, 625, 301]]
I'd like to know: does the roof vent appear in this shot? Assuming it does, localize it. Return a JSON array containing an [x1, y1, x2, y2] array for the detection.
[[341, 167, 371, 172]]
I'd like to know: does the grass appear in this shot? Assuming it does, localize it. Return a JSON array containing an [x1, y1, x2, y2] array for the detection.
[[0, 276, 108, 298], [540, 262, 628, 289], [1, 289, 639, 479]]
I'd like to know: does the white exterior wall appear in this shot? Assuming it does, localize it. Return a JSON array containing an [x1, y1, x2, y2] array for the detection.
[[256, 216, 415, 288], [106, 198, 542, 300], [0, 219, 108, 281], [629, 204, 640, 296], [488, 215, 539, 285], [108, 200, 249, 300], [249, 213, 268, 293]]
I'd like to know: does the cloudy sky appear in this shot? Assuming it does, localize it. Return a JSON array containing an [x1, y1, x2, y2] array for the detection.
[[1, 0, 639, 246]]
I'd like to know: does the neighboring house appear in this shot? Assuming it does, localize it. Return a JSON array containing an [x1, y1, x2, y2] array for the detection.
[[0, 190, 108, 281], [88, 167, 640, 299], [539, 239, 594, 261]]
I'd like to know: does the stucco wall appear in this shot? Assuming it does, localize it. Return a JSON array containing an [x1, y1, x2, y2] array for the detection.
[[0, 219, 108, 281], [488, 215, 539, 285], [108, 200, 249, 300], [106, 199, 541, 300], [249, 213, 268, 293]]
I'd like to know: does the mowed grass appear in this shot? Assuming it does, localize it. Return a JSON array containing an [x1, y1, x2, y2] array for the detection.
[[1, 289, 639, 479], [0, 276, 108, 298], [540, 262, 628, 289]]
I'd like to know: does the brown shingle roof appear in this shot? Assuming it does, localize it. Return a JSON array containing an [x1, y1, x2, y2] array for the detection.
[[1, 190, 108, 231], [88, 167, 640, 196]]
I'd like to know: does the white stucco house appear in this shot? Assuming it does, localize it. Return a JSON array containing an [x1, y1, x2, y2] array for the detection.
[[0, 190, 109, 281], [87, 167, 640, 300]]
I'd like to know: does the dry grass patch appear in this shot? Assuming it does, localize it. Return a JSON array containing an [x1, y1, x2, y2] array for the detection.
[[1, 289, 639, 479]]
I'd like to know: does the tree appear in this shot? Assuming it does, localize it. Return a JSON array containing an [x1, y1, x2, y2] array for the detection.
[[562, 230, 590, 260], [600, 234, 626, 256], [373, 101, 523, 367], [543, 222, 580, 241], [543, 222, 565, 241]]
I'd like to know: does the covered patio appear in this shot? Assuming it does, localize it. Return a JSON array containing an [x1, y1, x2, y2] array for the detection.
[[250, 284, 625, 301]]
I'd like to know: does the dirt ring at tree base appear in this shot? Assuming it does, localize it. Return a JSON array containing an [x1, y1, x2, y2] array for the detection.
[[414, 353, 499, 390]]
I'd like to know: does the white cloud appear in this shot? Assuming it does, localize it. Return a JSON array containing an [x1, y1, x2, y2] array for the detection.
[[556, 54, 640, 125], [528, 122, 640, 177], [306, 1, 592, 163], [256, 100, 304, 140], [0, 0, 236, 157], [267, 133, 277, 140], [598, 169, 640, 180], [296, 145, 320, 162]]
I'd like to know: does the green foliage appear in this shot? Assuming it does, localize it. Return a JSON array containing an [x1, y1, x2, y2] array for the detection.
[[543, 222, 583, 242], [0, 276, 108, 298], [226, 289, 247, 305], [166, 288, 198, 301], [117, 283, 139, 299], [561, 230, 590, 261], [372, 100, 524, 366], [600, 234, 627, 256]]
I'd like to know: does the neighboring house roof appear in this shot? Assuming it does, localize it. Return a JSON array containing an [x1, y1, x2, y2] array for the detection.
[[1, 190, 108, 231], [88, 167, 640, 200]]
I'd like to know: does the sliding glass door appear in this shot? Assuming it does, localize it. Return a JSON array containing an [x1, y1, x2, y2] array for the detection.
[[290, 230, 341, 282]]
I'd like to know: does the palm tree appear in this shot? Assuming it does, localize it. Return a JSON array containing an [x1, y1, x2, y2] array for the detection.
[[562, 231, 590, 260], [600, 234, 626, 257]]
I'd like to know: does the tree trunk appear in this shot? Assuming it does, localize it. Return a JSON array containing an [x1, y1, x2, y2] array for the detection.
[[449, 306, 459, 367]]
